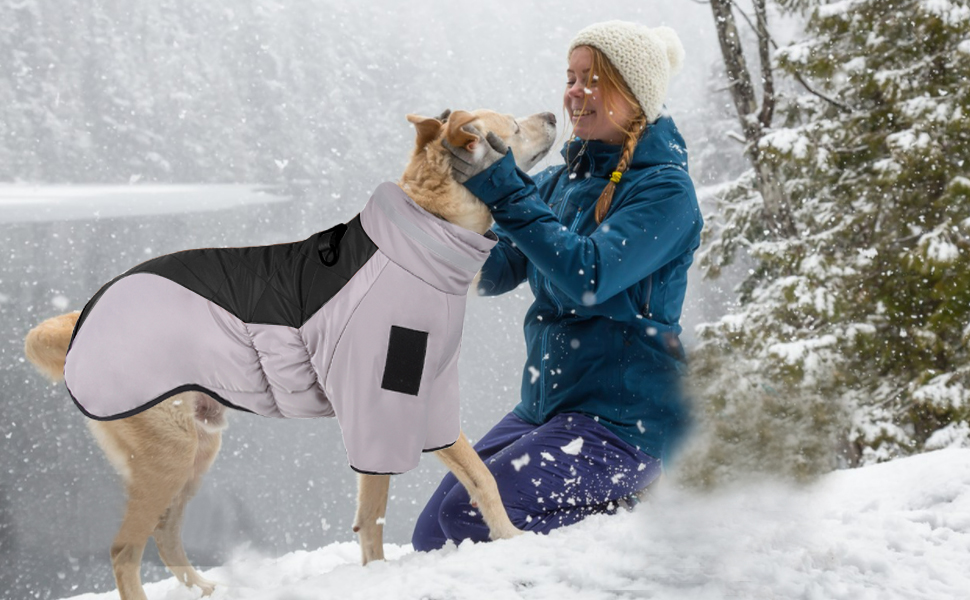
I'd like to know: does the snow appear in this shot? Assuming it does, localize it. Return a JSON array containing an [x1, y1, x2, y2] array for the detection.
[[873, 157, 902, 174], [51, 294, 71, 310], [844, 56, 866, 73], [511, 453, 531, 472], [0, 184, 285, 223], [923, 0, 970, 25], [926, 422, 970, 451], [923, 234, 961, 263], [901, 95, 956, 123], [885, 129, 932, 153], [774, 40, 814, 65], [767, 335, 837, 365], [759, 128, 811, 159], [560, 437, 584, 456], [913, 373, 967, 409], [54, 449, 970, 600], [817, 0, 862, 19]]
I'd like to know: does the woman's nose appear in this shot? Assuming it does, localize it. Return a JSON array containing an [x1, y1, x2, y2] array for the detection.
[[566, 82, 584, 98]]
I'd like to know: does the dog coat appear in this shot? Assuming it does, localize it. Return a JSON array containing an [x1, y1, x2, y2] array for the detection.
[[64, 182, 497, 474]]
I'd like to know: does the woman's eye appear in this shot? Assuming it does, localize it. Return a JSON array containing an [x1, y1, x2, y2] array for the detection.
[[566, 80, 576, 86]]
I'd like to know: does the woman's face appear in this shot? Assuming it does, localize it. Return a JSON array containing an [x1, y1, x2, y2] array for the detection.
[[564, 46, 634, 145]]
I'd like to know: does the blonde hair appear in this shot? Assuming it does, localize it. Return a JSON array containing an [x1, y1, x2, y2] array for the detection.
[[569, 45, 647, 223]]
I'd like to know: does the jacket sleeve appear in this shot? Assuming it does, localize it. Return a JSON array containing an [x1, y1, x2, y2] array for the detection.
[[464, 151, 702, 306], [476, 223, 529, 296]]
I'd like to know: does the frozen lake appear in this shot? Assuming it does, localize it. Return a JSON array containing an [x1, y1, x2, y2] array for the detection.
[[0, 184, 287, 223]]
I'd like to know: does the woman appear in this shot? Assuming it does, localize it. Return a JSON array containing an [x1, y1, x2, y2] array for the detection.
[[412, 20, 702, 550]]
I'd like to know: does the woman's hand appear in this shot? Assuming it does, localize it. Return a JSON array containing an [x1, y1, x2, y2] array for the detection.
[[444, 126, 509, 183]]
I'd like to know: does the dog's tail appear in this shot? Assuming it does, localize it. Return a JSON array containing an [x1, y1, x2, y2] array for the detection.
[[24, 311, 81, 382]]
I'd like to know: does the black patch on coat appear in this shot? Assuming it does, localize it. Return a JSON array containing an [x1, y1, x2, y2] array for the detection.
[[381, 326, 428, 396], [71, 215, 378, 341]]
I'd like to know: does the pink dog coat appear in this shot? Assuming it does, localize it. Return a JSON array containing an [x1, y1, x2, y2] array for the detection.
[[64, 182, 497, 474]]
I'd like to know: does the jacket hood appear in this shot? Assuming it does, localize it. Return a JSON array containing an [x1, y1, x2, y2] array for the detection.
[[558, 114, 689, 179]]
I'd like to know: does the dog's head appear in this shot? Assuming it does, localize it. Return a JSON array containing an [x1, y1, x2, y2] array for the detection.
[[408, 109, 557, 174], [400, 109, 557, 234]]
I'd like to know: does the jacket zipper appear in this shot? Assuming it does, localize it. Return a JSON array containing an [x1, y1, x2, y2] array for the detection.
[[538, 182, 586, 415], [542, 185, 575, 317]]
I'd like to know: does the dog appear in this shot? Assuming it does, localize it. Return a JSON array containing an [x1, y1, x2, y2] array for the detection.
[[24, 108, 557, 600]]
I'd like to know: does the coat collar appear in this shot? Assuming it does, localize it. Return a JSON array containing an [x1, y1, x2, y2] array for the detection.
[[559, 114, 690, 180], [360, 182, 497, 295]]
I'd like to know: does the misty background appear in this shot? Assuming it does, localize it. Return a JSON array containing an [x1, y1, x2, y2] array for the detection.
[[0, 1, 743, 597]]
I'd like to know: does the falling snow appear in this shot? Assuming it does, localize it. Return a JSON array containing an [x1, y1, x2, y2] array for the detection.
[[4, 3, 968, 599]]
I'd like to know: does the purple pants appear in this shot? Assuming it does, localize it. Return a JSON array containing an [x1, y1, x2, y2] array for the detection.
[[411, 412, 662, 551]]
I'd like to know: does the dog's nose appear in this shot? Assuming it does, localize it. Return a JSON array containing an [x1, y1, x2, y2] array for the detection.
[[541, 112, 557, 126]]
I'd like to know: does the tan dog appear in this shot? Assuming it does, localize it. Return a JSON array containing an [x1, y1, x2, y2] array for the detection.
[[24, 108, 557, 600]]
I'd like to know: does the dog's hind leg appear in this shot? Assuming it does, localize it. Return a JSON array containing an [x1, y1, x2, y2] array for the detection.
[[153, 395, 224, 595], [353, 473, 390, 564], [103, 401, 198, 600], [434, 431, 522, 541]]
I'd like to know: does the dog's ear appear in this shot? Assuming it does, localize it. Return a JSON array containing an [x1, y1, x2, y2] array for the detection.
[[406, 114, 444, 152], [445, 110, 481, 150]]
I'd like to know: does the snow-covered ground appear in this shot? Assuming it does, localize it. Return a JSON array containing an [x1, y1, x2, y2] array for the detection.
[[61, 448, 970, 600]]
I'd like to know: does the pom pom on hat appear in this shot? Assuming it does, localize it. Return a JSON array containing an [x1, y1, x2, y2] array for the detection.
[[569, 20, 685, 122], [651, 26, 685, 74]]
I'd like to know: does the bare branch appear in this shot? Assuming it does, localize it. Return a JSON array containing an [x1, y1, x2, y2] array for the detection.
[[729, 0, 761, 41], [730, 0, 854, 114], [789, 69, 855, 114]]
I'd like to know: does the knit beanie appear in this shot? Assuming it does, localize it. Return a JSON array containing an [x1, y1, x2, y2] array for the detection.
[[568, 21, 685, 122]]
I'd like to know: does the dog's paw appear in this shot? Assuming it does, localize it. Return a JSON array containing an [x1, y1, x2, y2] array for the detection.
[[489, 522, 525, 541], [192, 577, 218, 597]]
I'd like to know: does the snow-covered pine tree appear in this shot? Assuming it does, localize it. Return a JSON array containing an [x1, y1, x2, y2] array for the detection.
[[683, 0, 970, 484]]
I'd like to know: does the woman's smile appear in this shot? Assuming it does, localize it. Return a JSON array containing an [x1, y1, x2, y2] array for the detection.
[[564, 46, 632, 145]]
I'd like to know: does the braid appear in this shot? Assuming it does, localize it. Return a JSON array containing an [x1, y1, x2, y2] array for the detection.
[[594, 113, 647, 223]]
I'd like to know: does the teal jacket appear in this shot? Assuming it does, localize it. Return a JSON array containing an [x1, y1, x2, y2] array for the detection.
[[465, 115, 702, 460]]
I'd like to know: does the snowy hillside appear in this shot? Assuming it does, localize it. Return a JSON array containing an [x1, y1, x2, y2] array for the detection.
[[62, 449, 970, 600]]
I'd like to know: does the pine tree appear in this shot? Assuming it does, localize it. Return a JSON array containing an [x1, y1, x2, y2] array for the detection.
[[684, 0, 970, 484]]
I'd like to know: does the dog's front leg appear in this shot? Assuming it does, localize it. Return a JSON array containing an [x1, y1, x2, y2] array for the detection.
[[353, 473, 390, 564], [434, 432, 522, 541]]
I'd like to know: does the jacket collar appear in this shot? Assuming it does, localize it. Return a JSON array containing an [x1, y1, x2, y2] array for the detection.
[[559, 114, 690, 180], [360, 182, 497, 295]]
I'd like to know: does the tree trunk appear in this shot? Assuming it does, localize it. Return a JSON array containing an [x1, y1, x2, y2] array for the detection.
[[710, 0, 795, 237]]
